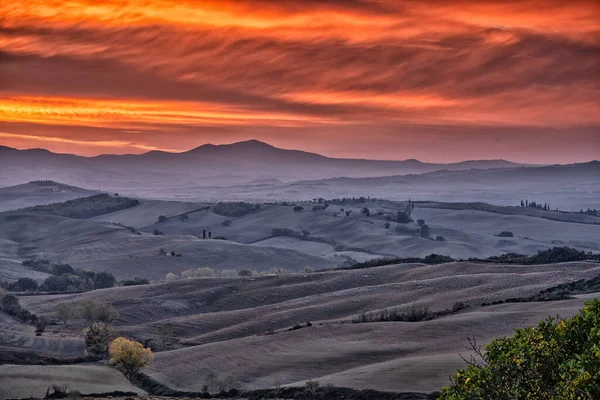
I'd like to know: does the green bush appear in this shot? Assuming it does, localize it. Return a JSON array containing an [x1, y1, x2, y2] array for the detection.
[[440, 299, 600, 399]]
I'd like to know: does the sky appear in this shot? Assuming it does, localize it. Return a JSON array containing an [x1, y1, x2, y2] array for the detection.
[[0, 0, 599, 163]]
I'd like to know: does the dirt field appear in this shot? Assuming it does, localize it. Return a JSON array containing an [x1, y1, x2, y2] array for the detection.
[[16, 261, 600, 393], [0, 364, 145, 399]]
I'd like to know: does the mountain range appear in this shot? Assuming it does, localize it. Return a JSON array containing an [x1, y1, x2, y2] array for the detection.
[[1, 139, 525, 182]]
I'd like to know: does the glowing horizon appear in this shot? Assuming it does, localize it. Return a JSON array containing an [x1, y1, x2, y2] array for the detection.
[[0, 0, 598, 163]]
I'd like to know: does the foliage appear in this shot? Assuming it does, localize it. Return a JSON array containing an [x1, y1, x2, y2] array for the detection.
[[165, 272, 178, 281], [396, 211, 412, 223], [238, 268, 253, 277], [344, 247, 600, 270], [119, 277, 150, 286], [109, 337, 154, 379], [21, 260, 117, 292], [153, 229, 164, 235], [194, 267, 216, 277], [181, 269, 194, 279], [84, 322, 115, 357], [344, 254, 454, 270], [14, 193, 139, 219], [435, 235, 446, 241], [5, 277, 38, 292], [157, 215, 167, 223], [213, 202, 259, 217], [481, 247, 600, 265], [440, 299, 600, 400], [53, 303, 73, 324], [35, 317, 47, 334], [1, 292, 21, 315], [157, 324, 174, 349], [77, 300, 119, 326], [394, 224, 420, 235], [497, 231, 514, 237]]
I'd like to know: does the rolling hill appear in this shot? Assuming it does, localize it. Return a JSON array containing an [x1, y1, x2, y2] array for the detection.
[[0, 140, 526, 192], [18, 261, 600, 393], [0, 181, 98, 213]]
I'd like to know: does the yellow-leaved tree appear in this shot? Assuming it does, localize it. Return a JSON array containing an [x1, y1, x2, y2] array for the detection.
[[109, 337, 154, 380]]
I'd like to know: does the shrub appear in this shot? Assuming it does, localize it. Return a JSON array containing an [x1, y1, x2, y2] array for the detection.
[[293, 206, 304, 212], [77, 301, 119, 326], [440, 299, 600, 399], [238, 268, 253, 277], [222, 219, 232, 227], [165, 272, 178, 281], [417, 219, 425, 226], [84, 322, 115, 357], [497, 231, 514, 237], [194, 267, 215, 277], [95, 303, 119, 323], [219, 269, 237, 278], [54, 303, 73, 324], [41, 276, 69, 292], [109, 337, 154, 380], [356, 305, 432, 323], [383, 222, 391, 229], [153, 229, 164, 236], [119, 277, 150, 286], [420, 224, 430, 238], [1, 292, 21, 315], [94, 271, 116, 289], [435, 235, 446, 241], [181, 269, 194, 279], [157, 215, 167, 223], [179, 214, 189, 222], [271, 228, 295, 237], [397, 211, 412, 223], [394, 224, 420, 236], [156, 324, 174, 349], [35, 317, 46, 334], [51, 263, 75, 276], [13, 277, 38, 292], [301, 267, 315, 273]]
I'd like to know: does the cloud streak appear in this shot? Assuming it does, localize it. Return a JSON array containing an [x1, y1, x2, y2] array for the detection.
[[0, 0, 598, 161]]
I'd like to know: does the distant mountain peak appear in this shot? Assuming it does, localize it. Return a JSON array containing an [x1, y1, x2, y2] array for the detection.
[[185, 139, 278, 154]]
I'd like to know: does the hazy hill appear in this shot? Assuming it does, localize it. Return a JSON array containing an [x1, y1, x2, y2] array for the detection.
[[0, 181, 98, 213], [0, 140, 526, 190]]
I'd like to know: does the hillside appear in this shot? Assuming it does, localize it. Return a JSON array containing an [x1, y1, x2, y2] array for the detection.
[[18, 261, 600, 393], [0, 213, 336, 280], [0, 364, 144, 399], [0, 181, 98, 213]]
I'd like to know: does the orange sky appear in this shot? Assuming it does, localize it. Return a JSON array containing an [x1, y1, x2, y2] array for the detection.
[[0, 0, 599, 162]]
